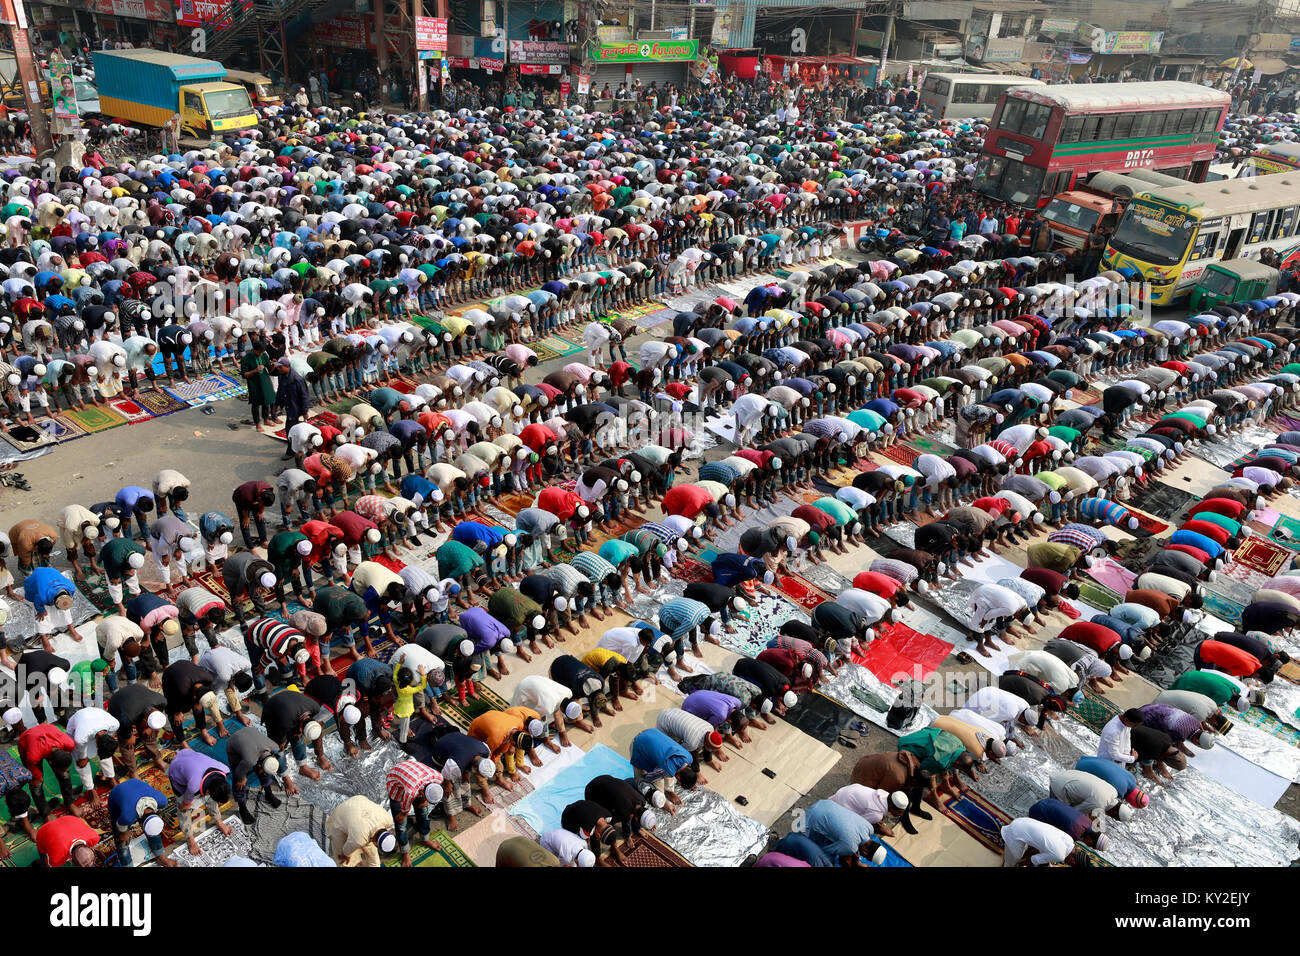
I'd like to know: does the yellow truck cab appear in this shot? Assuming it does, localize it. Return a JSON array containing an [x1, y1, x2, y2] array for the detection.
[[179, 81, 259, 136]]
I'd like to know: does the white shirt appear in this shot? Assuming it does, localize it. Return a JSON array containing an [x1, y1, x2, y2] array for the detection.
[[540, 827, 589, 865], [390, 644, 443, 679], [834, 588, 890, 624], [1098, 714, 1135, 764], [66, 707, 119, 746], [512, 675, 571, 716], [966, 686, 1031, 731], [598, 627, 647, 662], [1001, 817, 1074, 866], [967, 583, 1027, 632]]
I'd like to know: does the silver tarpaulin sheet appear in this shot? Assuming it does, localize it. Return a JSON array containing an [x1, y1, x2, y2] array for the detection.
[[653, 785, 770, 867], [1190, 425, 1279, 469], [799, 561, 854, 596], [293, 735, 408, 815], [1258, 677, 1300, 733], [975, 716, 1300, 866], [819, 661, 938, 735], [1221, 720, 1300, 783]]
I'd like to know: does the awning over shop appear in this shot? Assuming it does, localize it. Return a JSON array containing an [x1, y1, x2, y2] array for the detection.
[[1256, 57, 1291, 75]]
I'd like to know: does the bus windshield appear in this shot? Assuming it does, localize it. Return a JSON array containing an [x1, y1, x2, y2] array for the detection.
[[973, 155, 1044, 205], [1108, 199, 1196, 266], [203, 87, 254, 118], [1040, 199, 1101, 233]]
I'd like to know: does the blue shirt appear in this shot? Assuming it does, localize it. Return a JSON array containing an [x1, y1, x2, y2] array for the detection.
[[774, 832, 834, 866], [451, 522, 505, 548], [274, 831, 336, 867], [709, 552, 764, 588], [24, 568, 75, 615], [630, 728, 691, 776], [346, 657, 391, 694], [107, 778, 168, 826], [1076, 756, 1137, 797]]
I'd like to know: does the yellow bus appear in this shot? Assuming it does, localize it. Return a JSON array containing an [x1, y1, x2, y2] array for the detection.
[[1101, 175, 1300, 305]]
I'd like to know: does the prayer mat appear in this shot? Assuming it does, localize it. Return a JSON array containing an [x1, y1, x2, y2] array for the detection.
[[271, 409, 340, 441], [527, 338, 564, 362], [765, 572, 835, 612], [383, 831, 476, 868], [812, 475, 847, 496], [107, 396, 155, 424], [132, 389, 189, 417], [1068, 687, 1122, 734], [164, 372, 247, 407], [1070, 388, 1102, 407], [606, 832, 691, 867], [875, 443, 920, 467], [937, 788, 1013, 855], [1075, 842, 1114, 867], [372, 554, 407, 575], [493, 492, 535, 517], [1084, 558, 1135, 595], [1238, 707, 1300, 747], [1234, 535, 1294, 577], [634, 308, 676, 331], [1075, 580, 1122, 613], [1271, 514, 1300, 552], [1127, 481, 1198, 521], [779, 690, 857, 746], [669, 557, 714, 583], [440, 681, 512, 730], [907, 434, 958, 456], [1202, 589, 1245, 627], [77, 572, 118, 615], [59, 404, 128, 434], [1124, 505, 1169, 537], [38, 415, 85, 443], [1, 423, 54, 452], [852, 621, 954, 684]]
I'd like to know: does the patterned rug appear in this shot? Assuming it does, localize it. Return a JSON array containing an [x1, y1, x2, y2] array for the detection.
[[1238, 706, 1300, 747], [937, 788, 1012, 855], [1124, 505, 1169, 536], [107, 397, 155, 424], [669, 557, 714, 583], [133, 389, 190, 417], [1270, 515, 1300, 552], [440, 681, 513, 731], [382, 831, 476, 868], [272, 410, 340, 441], [907, 435, 958, 456], [38, 416, 86, 443], [875, 444, 919, 467], [607, 832, 691, 867], [1234, 535, 1294, 577], [59, 405, 128, 434], [766, 572, 835, 612], [2, 423, 55, 452], [1069, 687, 1122, 734], [852, 621, 955, 683], [1202, 589, 1245, 626], [164, 372, 247, 407], [493, 492, 535, 518], [1076, 581, 1122, 613]]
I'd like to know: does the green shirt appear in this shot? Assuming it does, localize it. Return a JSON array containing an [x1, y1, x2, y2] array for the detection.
[[1171, 669, 1238, 706], [437, 540, 484, 579], [241, 349, 275, 406], [898, 727, 966, 773], [488, 587, 542, 630]]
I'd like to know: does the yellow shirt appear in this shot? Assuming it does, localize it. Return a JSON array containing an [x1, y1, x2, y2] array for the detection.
[[582, 647, 626, 672]]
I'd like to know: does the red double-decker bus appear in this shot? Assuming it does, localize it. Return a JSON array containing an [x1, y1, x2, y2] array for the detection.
[[973, 81, 1230, 209]]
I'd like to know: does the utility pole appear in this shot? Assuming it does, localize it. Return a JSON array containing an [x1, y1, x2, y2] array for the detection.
[[880, 0, 897, 84], [1, 0, 52, 156]]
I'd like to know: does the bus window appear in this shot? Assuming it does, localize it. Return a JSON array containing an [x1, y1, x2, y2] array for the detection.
[[1276, 207, 1297, 238], [1000, 98, 1027, 132], [1113, 113, 1135, 139], [1025, 103, 1051, 139], [1249, 210, 1273, 243], [1131, 112, 1153, 137], [1061, 116, 1084, 143], [1177, 110, 1197, 134], [1097, 114, 1118, 141], [1200, 109, 1218, 132], [1149, 112, 1169, 136], [1191, 231, 1217, 259]]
